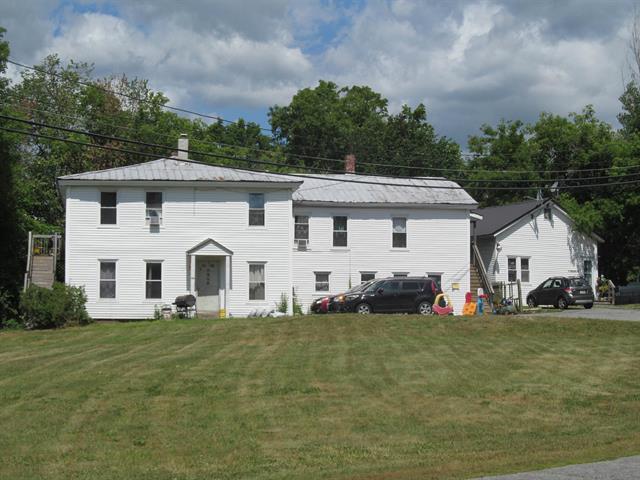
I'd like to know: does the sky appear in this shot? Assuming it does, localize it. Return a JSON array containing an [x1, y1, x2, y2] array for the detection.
[[0, 0, 635, 147]]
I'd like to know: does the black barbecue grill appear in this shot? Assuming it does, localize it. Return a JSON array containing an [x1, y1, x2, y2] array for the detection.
[[173, 294, 197, 318]]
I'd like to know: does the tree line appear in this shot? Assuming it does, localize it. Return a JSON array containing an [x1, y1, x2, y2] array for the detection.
[[1, 27, 639, 319]]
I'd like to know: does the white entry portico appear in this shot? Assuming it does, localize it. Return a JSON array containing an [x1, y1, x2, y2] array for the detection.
[[186, 239, 232, 316]]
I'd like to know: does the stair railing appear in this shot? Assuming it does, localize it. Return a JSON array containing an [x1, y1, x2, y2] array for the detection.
[[472, 243, 494, 298]]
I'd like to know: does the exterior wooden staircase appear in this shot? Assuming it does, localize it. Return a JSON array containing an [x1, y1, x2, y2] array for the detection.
[[24, 233, 61, 290], [471, 243, 494, 308]]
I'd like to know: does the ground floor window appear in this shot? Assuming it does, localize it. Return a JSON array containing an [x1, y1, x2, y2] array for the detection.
[[99, 261, 116, 298], [315, 272, 330, 292], [360, 271, 376, 283], [508, 256, 530, 283], [427, 273, 442, 288], [393, 272, 408, 278], [145, 262, 162, 299], [249, 263, 266, 300]]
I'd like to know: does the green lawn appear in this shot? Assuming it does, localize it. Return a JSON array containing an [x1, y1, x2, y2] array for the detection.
[[1, 315, 640, 480]]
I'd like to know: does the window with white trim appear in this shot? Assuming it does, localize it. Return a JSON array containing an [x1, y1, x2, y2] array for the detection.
[[100, 192, 117, 224], [508, 256, 530, 283], [360, 272, 376, 283], [315, 272, 330, 292], [99, 261, 116, 299], [427, 273, 442, 288], [249, 193, 265, 226], [393, 272, 408, 278], [332, 216, 347, 247], [145, 262, 162, 299], [294, 215, 309, 244], [146, 192, 163, 224], [249, 263, 265, 300], [392, 217, 407, 248]]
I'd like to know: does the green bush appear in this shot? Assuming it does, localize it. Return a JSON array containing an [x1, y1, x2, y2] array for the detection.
[[20, 282, 91, 329], [0, 287, 19, 329], [276, 293, 289, 314]]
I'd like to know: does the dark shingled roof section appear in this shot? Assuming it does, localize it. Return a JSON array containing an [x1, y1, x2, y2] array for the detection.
[[473, 199, 545, 236]]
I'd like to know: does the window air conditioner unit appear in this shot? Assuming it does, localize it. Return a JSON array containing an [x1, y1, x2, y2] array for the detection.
[[296, 239, 308, 251]]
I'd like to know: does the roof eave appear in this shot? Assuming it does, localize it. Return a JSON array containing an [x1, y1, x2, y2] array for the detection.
[[293, 200, 478, 209]]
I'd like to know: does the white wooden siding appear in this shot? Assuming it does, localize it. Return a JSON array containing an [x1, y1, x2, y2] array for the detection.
[[65, 186, 293, 319], [292, 207, 471, 312], [485, 205, 598, 299]]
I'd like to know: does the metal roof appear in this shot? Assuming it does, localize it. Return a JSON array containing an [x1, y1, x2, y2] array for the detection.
[[58, 158, 301, 184], [58, 158, 477, 207], [473, 199, 546, 236], [292, 174, 476, 206]]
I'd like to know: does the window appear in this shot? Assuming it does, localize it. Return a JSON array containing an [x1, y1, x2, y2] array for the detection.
[[380, 280, 400, 293], [145, 262, 162, 299], [393, 272, 408, 278], [583, 259, 593, 287], [146, 192, 163, 224], [508, 256, 530, 283], [508, 257, 517, 282], [294, 215, 309, 243], [520, 258, 530, 283], [99, 261, 116, 299], [360, 272, 376, 283], [315, 272, 330, 292], [427, 273, 442, 288], [249, 263, 265, 300], [542, 279, 554, 289], [249, 193, 265, 226], [100, 192, 117, 224], [333, 216, 347, 247], [392, 217, 407, 248]]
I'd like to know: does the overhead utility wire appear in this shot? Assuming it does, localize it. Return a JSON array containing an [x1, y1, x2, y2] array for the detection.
[[3, 94, 639, 178], [2, 124, 639, 192], [3, 113, 639, 185], [9, 57, 628, 174]]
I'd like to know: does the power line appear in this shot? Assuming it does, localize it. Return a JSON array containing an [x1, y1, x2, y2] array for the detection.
[[9, 57, 632, 175], [2, 123, 639, 192], [4, 112, 640, 186], [3, 99, 640, 181]]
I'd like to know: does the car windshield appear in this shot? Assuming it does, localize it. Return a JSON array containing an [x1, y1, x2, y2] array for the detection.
[[346, 281, 372, 294], [569, 277, 587, 287]]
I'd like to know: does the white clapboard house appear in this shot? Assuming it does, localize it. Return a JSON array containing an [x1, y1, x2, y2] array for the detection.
[[57, 138, 478, 319], [472, 199, 602, 300]]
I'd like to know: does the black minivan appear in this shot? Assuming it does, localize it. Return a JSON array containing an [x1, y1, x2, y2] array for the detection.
[[526, 276, 594, 309], [342, 277, 440, 315]]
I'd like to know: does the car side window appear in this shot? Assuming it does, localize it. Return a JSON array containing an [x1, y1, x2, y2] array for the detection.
[[542, 279, 554, 289], [380, 280, 400, 293], [401, 281, 420, 291], [552, 279, 562, 288]]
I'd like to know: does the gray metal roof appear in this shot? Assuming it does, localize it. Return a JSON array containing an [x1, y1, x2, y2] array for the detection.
[[292, 174, 476, 206], [473, 199, 543, 236], [58, 158, 301, 184], [58, 158, 477, 207]]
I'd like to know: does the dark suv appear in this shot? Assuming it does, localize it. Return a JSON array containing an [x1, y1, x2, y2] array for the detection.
[[526, 276, 595, 309], [342, 277, 441, 315]]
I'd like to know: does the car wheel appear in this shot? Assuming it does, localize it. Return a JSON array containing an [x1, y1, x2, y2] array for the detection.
[[584, 303, 594, 309], [356, 303, 372, 314], [527, 296, 537, 308], [417, 301, 433, 315], [557, 297, 568, 310]]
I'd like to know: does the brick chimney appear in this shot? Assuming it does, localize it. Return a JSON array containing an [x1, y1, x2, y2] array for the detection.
[[177, 134, 188, 160], [344, 154, 356, 173]]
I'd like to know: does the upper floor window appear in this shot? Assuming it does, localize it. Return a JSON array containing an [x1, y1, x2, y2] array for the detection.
[[145, 262, 162, 299], [146, 192, 163, 224], [249, 193, 265, 226], [392, 217, 407, 248], [100, 192, 117, 225], [99, 261, 116, 299], [294, 215, 309, 244], [333, 216, 347, 247]]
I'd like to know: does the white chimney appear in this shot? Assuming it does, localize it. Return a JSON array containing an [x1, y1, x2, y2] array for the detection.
[[177, 134, 188, 160]]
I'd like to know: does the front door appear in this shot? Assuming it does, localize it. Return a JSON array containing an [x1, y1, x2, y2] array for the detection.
[[196, 258, 220, 313]]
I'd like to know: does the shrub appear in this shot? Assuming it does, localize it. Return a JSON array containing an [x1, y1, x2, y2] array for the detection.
[[0, 287, 19, 329], [292, 294, 304, 315], [20, 282, 91, 329], [276, 293, 289, 314]]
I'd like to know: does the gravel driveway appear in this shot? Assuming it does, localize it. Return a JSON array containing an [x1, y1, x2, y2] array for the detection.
[[474, 455, 640, 479], [529, 305, 640, 322]]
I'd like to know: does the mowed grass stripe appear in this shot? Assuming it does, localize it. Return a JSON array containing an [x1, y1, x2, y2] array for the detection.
[[1, 315, 639, 479]]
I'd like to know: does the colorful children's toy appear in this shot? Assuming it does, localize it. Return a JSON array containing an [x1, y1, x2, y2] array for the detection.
[[432, 293, 454, 315], [462, 291, 477, 315]]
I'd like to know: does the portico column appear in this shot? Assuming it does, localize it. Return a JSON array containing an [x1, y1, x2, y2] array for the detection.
[[189, 254, 196, 294], [224, 255, 231, 316]]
